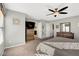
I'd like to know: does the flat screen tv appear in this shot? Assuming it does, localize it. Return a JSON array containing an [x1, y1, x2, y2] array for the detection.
[[26, 21, 35, 29]]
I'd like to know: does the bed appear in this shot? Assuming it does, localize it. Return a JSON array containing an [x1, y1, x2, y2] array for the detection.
[[35, 32, 79, 56]]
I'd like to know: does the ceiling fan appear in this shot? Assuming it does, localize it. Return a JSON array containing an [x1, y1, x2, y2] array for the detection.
[[47, 6, 68, 17]]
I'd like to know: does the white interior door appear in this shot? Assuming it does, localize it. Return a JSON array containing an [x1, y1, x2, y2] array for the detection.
[[42, 23, 46, 38], [37, 22, 42, 38], [46, 23, 50, 37]]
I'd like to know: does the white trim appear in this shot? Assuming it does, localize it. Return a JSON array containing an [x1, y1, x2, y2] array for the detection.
[[5, 42, 25, 49]]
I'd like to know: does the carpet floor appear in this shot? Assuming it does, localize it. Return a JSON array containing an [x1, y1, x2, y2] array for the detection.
[[3, 39, 41, 56], [3, 38, 79, 56]]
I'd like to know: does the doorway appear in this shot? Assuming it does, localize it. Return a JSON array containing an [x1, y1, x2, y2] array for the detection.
[[25, 21, 35, 42]]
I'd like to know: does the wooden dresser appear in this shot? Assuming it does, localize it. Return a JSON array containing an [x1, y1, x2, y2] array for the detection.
[[27, 29, 34, 41], [56, 32, 74, 39]]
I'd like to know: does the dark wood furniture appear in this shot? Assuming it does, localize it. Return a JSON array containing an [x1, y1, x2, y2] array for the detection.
[[56, 32, 74, 39], [27, 29, 34, 41]]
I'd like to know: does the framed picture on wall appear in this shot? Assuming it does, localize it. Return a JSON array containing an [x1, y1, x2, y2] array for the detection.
[[13, 17, 20, 25]]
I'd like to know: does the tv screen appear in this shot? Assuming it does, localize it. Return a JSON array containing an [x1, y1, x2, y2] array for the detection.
[[26, 21, 35, 29]]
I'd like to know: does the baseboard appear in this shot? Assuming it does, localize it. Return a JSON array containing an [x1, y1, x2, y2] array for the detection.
[[5, 42, 25, 49], [41, 36, 54, 40]]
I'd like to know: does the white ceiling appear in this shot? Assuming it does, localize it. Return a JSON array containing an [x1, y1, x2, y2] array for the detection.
[[4, 3, 79, 21]]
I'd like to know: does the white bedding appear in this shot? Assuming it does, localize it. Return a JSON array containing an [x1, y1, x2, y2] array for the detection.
[[36, 37, 79, 55], [43, 37, 79, 49]]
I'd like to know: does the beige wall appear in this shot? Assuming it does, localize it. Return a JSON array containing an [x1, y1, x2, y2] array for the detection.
[[52, 16, 79, 39], [5, 9, 26, 48]]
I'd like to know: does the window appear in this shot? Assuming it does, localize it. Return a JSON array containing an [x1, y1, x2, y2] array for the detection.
[[60, 22, 71, 32]]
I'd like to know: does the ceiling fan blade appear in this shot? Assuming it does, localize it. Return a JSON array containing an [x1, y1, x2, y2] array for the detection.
[[59, 12, 68, 14], [46, 13, 54, 16], [48, 9, 55, 12], [58, 6, 68, 12]]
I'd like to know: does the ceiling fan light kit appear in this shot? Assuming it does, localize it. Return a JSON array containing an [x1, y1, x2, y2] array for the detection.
[[53, 12, 59, 17]]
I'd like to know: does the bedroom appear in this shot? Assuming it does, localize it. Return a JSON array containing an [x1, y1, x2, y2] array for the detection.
[[0, 3, 79, 56]]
